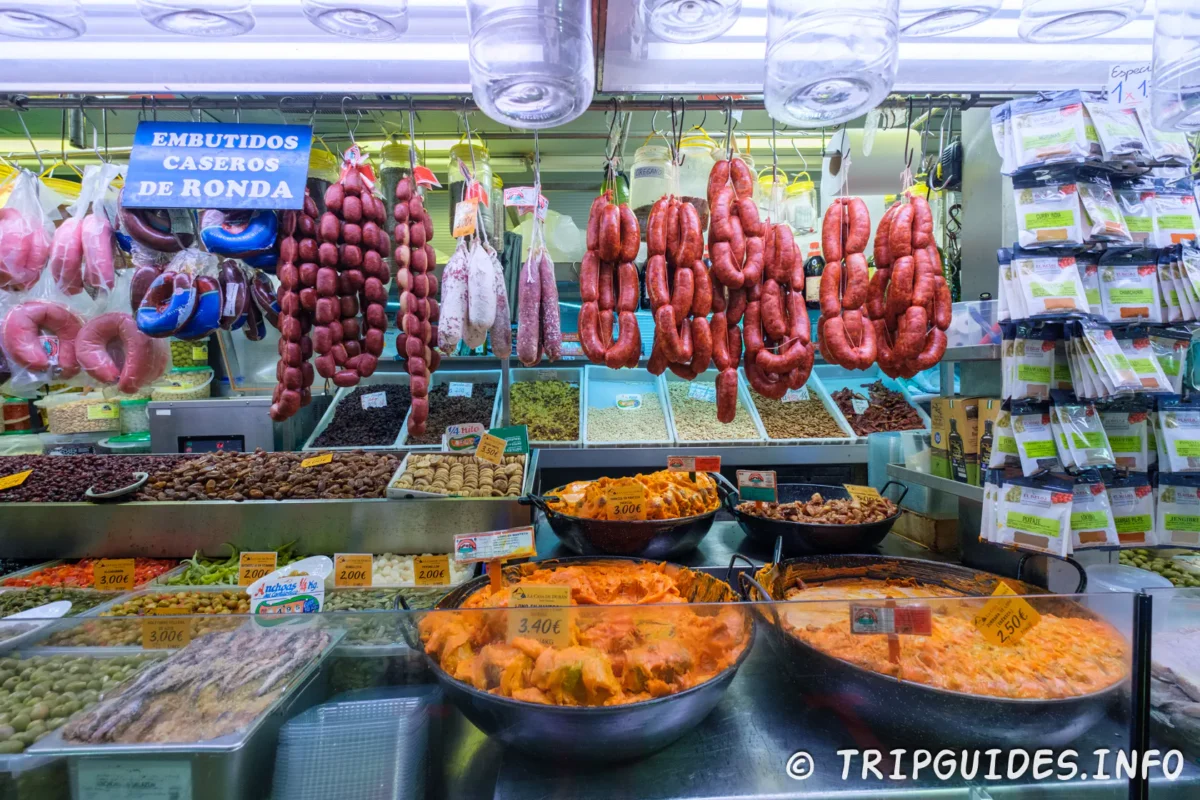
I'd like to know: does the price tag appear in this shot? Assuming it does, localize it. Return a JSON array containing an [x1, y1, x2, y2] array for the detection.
[[507, 584, 571, 648], [850, 604, 933, 636], [76, 760, 192, 800], [973, 581, 1042, 647], [851, 398, 870, 416], [238, 552, 277, 586], [0, 469, 32, 491], [301, 452, 333, 468], [191, 344, 208, 362], [503, 186, 549, 221], [475, 433, 507, 464], [537, 370, 557, 382], [605, 483, 647, 520], [454, 526, 536, 564], [141, 616, 192, 649], [94, 559, 135, 591], [452, 198, 478, 238], [360, 391, 387, 410], [1107, 62, 1151, 108], [334, 553, 372, 587], [615, 393, 642, 410], [447, 382, 474, 398], [782, 387, 810, 403], [737, 470, 778, 503], [86, 402, 120, 421], [486, 424, 530, 454], [414, 554, 451, 586], [687, 383, 717, 402], [667, 455, 721, 473], [444, 422, 486, 451], [844, 484, 883, 504]]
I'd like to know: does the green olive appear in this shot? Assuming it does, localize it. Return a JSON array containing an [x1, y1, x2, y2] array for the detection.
[[28, 703, 48, 721], [0, 740, 23, 754], [10, 714, 29, 733]]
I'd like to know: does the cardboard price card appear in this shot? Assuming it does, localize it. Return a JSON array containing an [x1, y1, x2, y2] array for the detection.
[[238, 552, 278, 586], [737, 470, 777, 503], [334, 554, 372, 587], [301, 452, 333, 468], [0, 469, 33, 491], [454, 526, 536, 564], [850, 604, 933, 636], [142, 615, 192, 649], [474, 433, 507, 465], [507, 584, 571, 648], [844, 484, 883, 504], [605, 483, 647, 520], [973, 581, 1042, 646], [667, 455, 721, 473], [414, 554, 451, 586], [94, 559, 135, 591]]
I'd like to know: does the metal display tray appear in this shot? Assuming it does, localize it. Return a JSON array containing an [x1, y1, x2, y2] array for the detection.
[[814, 364, 932, 431], [738, 368, 859, 445], [386, 448, 538, 500], [0, 560, 188, 590], [302, 373, 412, 451], [663, 370, 767, 445], [398, 369, 504, 450], [31, 627, 344, 800], [508, 366, 584, 448], [582, 365, 676, 448]]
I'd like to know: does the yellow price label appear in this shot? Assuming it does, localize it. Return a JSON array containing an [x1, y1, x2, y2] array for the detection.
[[191, 344, 208, 361], [86, 402, 119, 421], [93, 559, 135, 591], [0, 470, 33, 491], [973, 581, 1042, 647], [334, 553, 372, 587], [141, 616, 192, 649], [414, 555, 451, 586], [475, 433, 506, 465], [238, 552, 278, 586], [301, 453, 334, 468], [844, 484, 883, 504], [605, 483, 646, 521], [508, 584, 571, 648]]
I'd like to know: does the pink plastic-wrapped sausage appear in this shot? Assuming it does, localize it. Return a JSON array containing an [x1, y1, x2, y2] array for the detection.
[[1, 301, 83, 379]]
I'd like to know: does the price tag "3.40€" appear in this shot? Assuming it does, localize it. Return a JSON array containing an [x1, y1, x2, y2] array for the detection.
[[508, 584, 570, 648]]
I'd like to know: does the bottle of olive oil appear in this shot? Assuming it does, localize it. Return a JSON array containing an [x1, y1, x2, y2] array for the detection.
[[949, 418, 968, 483], [979, 418, 995, 472]]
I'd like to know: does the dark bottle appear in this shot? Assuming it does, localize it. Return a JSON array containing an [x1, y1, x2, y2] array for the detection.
[[949, 418, 968, 483], [803, 243, 824, 310], [979, 418, 994, 471]]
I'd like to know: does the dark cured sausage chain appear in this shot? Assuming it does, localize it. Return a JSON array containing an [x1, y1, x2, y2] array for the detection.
[[864, 194, 950, 379], [818, 197, 879, 371], [393, 176, 438, 435], [579, 191, 640, 369], [269, 198, 317, 422]]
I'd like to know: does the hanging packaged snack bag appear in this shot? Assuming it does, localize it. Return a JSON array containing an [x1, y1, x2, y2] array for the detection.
[[990, 103, 1018, 177], [1052, 337, 1073, 392], [1105, 470, 1158, 548], [1151, 328, 1190, 394], [1070, 469, 1120, 550], [1010, 91, 1096, 170], [1000, 321, 1016, 400], [1010, 398, 1063, 476], [1078, 167, 1132, 244], [1157, 396, 1200, 473], [1150, 176, 1200, 248], [1155, 247, 1185, 323], [1098, 248, 1162, 323], [1134, 107, 1193, 166], [1082, 96, 1150, 162], [987, 404, 1022, 471], [1076, 251, 1102, 316], [1115, 328, 1173, 392], [1011, 247, 1091, 315], [1156, 472, 1200, 549], [1081, 320, 1142, 395], [1052, 389, 1116, 469], [1011, 321, 1056, 400], [1113, 176, 1156, 245], [1013, 169, 1085, 249], [1099, 398, 1150, 471], [995, 472, 1074, 557], [996, 248, 1012, 323]]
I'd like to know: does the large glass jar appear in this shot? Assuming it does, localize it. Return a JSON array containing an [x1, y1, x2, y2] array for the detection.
[[630, 144, 675, 241], [677, 130, 717, 232], [757, 168, 787, 225], [784, 172, 818, 234], [448, 140, 492, 237]]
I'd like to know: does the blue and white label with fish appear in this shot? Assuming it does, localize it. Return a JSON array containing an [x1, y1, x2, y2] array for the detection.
[[251, 574, 324, 615]]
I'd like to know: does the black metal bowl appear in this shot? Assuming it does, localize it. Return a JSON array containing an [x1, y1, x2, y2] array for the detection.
[[417, 556, 755, 761], [522, 473, 734, 560], [725, 481, 907, 556], [741, 554, 1125, 747]]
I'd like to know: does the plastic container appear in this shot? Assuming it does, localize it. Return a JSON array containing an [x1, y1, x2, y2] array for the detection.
[[677, 130, 718, 233], [899, 0, 1001, 36], [814, 364, 932, 431], [740, 368, 856, 445], [118, 398, 150, 435], [302, 0, 407, 39], [448, 140, 492, 238], [583, 366, 674, 447], [1018, 0, 1144, 42], [135, 0, 254, 35], [509, 367, 584, 448], [150, 367, 214, 402], [663, 370, 766, 445], [0, 0, 85, 38], [630, 144, 676, 240], [638, 0, 741, 42], [1086, 563, 1173, 593], [36, 393, 120, 435], [0, 432, 42, 456], [765, 0, 900, 127], [99, 432, 152, 455], [757, 168, 788, 222], [1152, 0, 1200, 132], [398, 370, 502, 450], [2, 398, 33, 433], [169, 337, 209, 368], [37, 431, 107, 455], [466, 0, 594, 129], [784, 172, 818, 234], [303, 373, 412, 451]]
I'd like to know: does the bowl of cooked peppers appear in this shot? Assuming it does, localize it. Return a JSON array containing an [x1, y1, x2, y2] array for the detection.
[[523, 470, 733, 560], [726, 482, 906, 557]]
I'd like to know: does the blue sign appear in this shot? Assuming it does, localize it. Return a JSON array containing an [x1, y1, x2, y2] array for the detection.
[[124, 122, 313, 210]]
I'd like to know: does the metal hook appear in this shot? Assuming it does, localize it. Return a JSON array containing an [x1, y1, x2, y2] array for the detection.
[[771, 119, 779, 175], [902, 97, 915, 172], [309, 100, 318, 129], [16, 110, 44, 173], [151, 96, 158, 122], [233, 96, 241, 125], [340, 97, 357, 145], [461, 106, 479, 177], [723, 96, 735, 160]]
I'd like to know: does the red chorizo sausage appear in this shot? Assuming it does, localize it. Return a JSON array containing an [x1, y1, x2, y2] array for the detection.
[[822, 202, 844, 263], [691, 260, 713, 317], [670, 265, 695, 324], [742, 235, 764, 286], [678, 202, 702, 266], [599, 309, 615, 350], [760, 279, 787, 341], [912, 196, 933, 249], [743, 300, 764, 355], [710, 242, 744, 289], [912, 249, 937, 308], [586, 193, 608, 252], [711, 312, 731, 371], [727, 322, 742, 369], [599, 205, 621, 263], [707, 160, 730, 210], [819, 259, 843, 318], [666, 200, 682, 262], [646, 254, 671, 310], [605, 311, 640, 369], [619, 205, 640, 263], [580, 251, 600, 303], [691, 317, 713, 374], [579, 300, 605, 362], [745, 359, 789, 400], [598, 261, 615, 310], [895, 306, 928, 360], [716, 367, 738, 423], [886, 255, 915, 321], [730, 157, 754, 199], [647, 332, 669, 376], [890, 204, 914, 259], [617, 261, 640, 312], [726, 287, 747, 325], [737, 197, 765, 238], [728, 213, 746, 268], [911, 328, 948, 370], [845, 198, 870, 254], [787, 288, 810, 345], [647, 196, 670, 257], [873, 205, 897, 268], [841, 252, 869, 311], [866, 266, 890, 321], [655, 306, 687, 362], [710, 187, 734, 243], [675, 316, 694, 363], [933, 276, 952, 331]]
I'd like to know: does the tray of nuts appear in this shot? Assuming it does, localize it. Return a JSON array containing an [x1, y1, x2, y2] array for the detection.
[[386, 452, 531, 499], [740, 368, 857, 445]]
